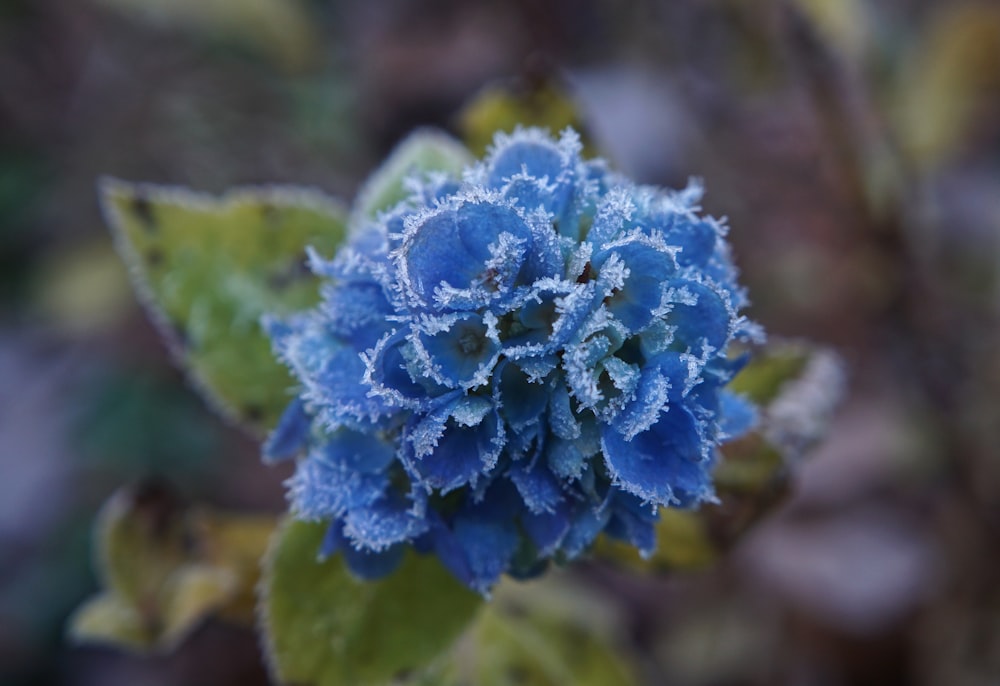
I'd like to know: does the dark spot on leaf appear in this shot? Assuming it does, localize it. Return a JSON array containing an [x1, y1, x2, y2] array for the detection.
[[129, 479, 181, 540], [130, 193, 157, 230], [260, 202, 280, 225], [146, 248, 165, 268], [244, 404, 264, 423], [267, 258, 312, 291], [505, 665, 530, 682], [504, 603, 527, 620], [576, 261, 592, 284]]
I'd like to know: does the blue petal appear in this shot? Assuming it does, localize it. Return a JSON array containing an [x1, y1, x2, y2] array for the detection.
[[319, 521, 406, 580], [604, 494, 658, 557], [503, 281, 593, 354], [502, 175, 566, 217], [451, 515, 519, 594], [586, 188, 633, 247], [596, 237, 677, 333], [666, 218, 718, 268], [521, 502, 571, 556], [508, 460, 563, 514], [546, 436, 588, 481], [263, 397, 311, 464], [548, 381, 581, 440], [364, 330, 437, 408], [601, 405, 712, 507], [561, 504, 612, 558], [288, 437, 390, 519], [718, 390, 758, 440], [424, 484, 523, 593], [327, 426, 396, 474], [312, 344, 391, 428], [666, 279, 731, 352], [611, 369, 670, 442], [341, 493, 429, 551], [612, 353, 696, 440], [404, 396, 502, 493], [400, 200, 534, 307], [497, 361, 549, 429], [414, 312, 500, 388], [424, 518, 475, 589], [487, 134, 569, 189], [321, 281, 394, 349]]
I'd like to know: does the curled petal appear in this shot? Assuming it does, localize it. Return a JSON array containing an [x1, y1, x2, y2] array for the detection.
[[398, 199, 534, 307], [319, 521, 406, 580], [404, 395, 503, 494], [288, 435, 392, 520], [665, 279, 732, 352], [412, 312, 501, 389], [601, 406, 713, 507], [263, 397, 311, 464], [508, 460, 563, 515], [342, 494, 430, 551]]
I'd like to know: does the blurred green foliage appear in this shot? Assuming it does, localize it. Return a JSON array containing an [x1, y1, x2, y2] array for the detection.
[[69, 483, 274, 652], [102, 180, 349, 431], [260, 519, 482, 686]]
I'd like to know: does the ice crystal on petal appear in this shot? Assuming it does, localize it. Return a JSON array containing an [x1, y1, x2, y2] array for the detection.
[[266, 127, 762, 593]]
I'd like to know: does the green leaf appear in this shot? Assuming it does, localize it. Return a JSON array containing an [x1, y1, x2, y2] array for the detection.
[[260, 519, 482, 686], [352, 129, 472, 226], [594, 341, 844, 574], [101, 179, 348, 431], [417, 576, 636, 686], [68, 483, 276, 653], [68, 593, 152, 652], [726, 345, 810, 405], [458, 79, 595, 157]]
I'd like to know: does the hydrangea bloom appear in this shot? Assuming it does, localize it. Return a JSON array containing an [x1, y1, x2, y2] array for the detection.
[[264, 128, 762, 593]]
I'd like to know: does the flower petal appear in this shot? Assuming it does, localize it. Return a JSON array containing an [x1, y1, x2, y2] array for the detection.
[[319, 521, 406, 580], [601, 405, 713, 507]]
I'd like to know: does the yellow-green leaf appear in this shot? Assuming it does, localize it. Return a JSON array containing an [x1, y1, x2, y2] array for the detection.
[[352, 129, 472, 226], [259, 519, 482, 686], [68, 593, 152, 652], [418, 576, 635, 686], [159, 565, 236, 647], [69, 483, 277, 654], [101, 179, 348, 431], [458, 79, 595, 157], [726, 344, 810, 405]]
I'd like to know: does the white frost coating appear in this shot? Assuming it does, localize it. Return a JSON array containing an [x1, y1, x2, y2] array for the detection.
[[765, 348, 846, 462]]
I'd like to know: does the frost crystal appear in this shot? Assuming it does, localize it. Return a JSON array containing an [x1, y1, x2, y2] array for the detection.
[[265, 128, 761, 592]]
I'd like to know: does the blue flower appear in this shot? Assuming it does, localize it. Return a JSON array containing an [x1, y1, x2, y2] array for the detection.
[[265, 128, 762, 593]]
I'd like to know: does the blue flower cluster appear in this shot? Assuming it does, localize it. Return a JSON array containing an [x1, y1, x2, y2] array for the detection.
[[265, 128, 761, 593]]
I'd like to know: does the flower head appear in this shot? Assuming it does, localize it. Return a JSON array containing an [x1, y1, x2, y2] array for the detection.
[[265, 128, 761, 593]]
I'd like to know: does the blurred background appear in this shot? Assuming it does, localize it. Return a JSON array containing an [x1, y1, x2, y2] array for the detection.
[[1, 0, 999, 684]]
